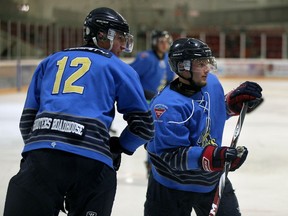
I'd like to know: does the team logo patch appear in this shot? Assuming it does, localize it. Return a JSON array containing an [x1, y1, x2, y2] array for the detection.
[[140, 52, 149, 58], [86, 211, 97, 216], [154, 104, 168, 119]]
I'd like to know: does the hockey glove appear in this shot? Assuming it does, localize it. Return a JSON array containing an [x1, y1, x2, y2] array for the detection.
[[109, 136, 122, 171], [200, 145, 248, 172], [111, 153, 121, 171], [226, 81, 263, 116], [109, 136, 134, 171], [230, 146, 249, 171], [109, 136, 133, 155]]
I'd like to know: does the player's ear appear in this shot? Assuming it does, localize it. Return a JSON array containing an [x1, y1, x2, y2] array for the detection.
[[97, 30, 107, 41]]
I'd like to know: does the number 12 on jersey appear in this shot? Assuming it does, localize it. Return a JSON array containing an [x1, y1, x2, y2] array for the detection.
[[52, 56, 91, 95]]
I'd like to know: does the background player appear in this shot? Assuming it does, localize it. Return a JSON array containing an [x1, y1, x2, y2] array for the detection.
[[144, 38, 263, 216], [130, 30, 175, 102], [4, 7, 154, 216]]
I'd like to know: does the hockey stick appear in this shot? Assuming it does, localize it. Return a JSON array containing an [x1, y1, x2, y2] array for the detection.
[[209, 102, 248, 216]]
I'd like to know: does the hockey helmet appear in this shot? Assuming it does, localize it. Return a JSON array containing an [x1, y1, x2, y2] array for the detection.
[[168, 38, 217, 78], [151, 30, 172, 50], [83, 7, 134, 52]]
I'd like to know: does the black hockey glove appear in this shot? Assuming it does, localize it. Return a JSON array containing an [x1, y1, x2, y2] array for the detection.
[[109, 136, 133, 155], [109, 136, 133, 171], [226, 81, 263, 116], [200, 145, 248, 172], [109, 136, 122, 171], [111, 152, 121, 171]]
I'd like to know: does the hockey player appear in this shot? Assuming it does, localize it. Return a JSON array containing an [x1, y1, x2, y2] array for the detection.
[[144, 38, 263, 216], [4, 7, 154, 216], [130, 30, 175, 176], [130, 30, 175, 102]]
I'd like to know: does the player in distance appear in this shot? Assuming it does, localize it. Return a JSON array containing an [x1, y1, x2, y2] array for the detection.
[[130, 30, 175, 102], [144, 38, 263, 216]]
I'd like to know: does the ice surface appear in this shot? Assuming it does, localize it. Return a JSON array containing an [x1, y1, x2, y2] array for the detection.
[[0, 78, 287, 215]]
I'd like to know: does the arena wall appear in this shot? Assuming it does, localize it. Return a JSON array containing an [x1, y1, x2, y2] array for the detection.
[[0, 58, 287, 93]]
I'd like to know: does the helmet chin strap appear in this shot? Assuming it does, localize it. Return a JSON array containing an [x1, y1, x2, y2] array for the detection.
[[92, 37, 113, 51], [178, 69, 202, 92]]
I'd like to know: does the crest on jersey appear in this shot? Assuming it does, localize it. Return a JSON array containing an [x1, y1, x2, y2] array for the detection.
[[154, 104, 168, 119], [86, 211, 97, 216], [197, 117, 217, 147]]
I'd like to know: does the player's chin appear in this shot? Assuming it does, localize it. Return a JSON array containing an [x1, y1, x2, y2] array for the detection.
[[199, 80, 207, 87], [200, 76, 207, 82], [114, 51, 121, 57], [112, 49, 123, 57]]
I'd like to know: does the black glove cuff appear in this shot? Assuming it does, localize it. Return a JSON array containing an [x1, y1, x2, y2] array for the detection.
[[109, 136, 133, 155]]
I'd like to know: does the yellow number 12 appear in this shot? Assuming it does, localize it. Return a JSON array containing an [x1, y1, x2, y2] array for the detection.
[[52, 56, 91, 94]]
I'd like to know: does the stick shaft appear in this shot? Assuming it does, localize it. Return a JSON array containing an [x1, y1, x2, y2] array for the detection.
[[208, 103, 248, 216]]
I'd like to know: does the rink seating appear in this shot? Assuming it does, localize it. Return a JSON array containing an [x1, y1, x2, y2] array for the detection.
[[0, 58, 288, 92]]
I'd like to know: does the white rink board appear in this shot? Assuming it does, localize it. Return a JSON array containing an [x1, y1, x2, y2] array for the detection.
[[0, 78, 287, 216]]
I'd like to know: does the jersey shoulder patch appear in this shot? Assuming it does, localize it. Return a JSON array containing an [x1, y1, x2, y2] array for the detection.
[[153, 104, 168, 120], [64, 47, 112, 58], [140, 51, 150, 59]]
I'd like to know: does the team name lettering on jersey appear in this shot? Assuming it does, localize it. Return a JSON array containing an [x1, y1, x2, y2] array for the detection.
[[32, 117, 52, 131], [32, 117, 85, 136], [51, 119, 85, 136]]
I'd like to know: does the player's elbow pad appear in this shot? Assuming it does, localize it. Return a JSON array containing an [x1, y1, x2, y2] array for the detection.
[[125, 110, 155, 141]]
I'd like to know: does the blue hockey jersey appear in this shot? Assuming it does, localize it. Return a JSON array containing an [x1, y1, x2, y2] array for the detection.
[[146, 73, 228, 193], [19, 46, 154, 169], [130, 50, 175, 98]]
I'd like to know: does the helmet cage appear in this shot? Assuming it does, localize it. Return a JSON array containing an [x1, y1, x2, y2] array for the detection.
[[107, 29, 134, 53], [170, 57, 217, 77], [178, 57, 217, 72]]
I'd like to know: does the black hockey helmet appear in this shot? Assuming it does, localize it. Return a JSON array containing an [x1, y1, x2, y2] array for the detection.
[[151, 30, 172, 50], [168, 38, 216, 77], [83, 7, 133, 52]]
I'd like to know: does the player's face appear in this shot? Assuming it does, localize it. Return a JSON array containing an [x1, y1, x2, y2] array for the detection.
[[191, 60, 210, 87], [156, 37, 171, 54], [180, 59, 211, 86], [110, 32, 126, 56], [110, 31, 134, 56]]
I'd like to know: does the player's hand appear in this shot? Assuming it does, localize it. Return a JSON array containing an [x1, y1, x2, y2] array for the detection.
[[109, 136, 133, 171], [109, 136, 122, 171], [112, 152, 121, 171], [226, 81, 263, 116], [109, 136, 133, 155], [229, 146, 248, 171], [200, 145, 248, 172], [109, 136, 122, 154]]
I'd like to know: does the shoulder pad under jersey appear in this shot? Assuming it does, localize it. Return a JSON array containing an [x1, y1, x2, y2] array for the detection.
[[64, 47, 112, 58]]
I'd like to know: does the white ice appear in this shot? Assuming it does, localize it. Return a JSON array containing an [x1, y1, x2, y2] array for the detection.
[[0, 78, 288, 215]]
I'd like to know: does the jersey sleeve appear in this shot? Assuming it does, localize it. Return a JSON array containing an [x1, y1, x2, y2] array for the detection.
[[113, 63, 154, 154], [19, 58, 47, 143], [149, 99, 204, 171]]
